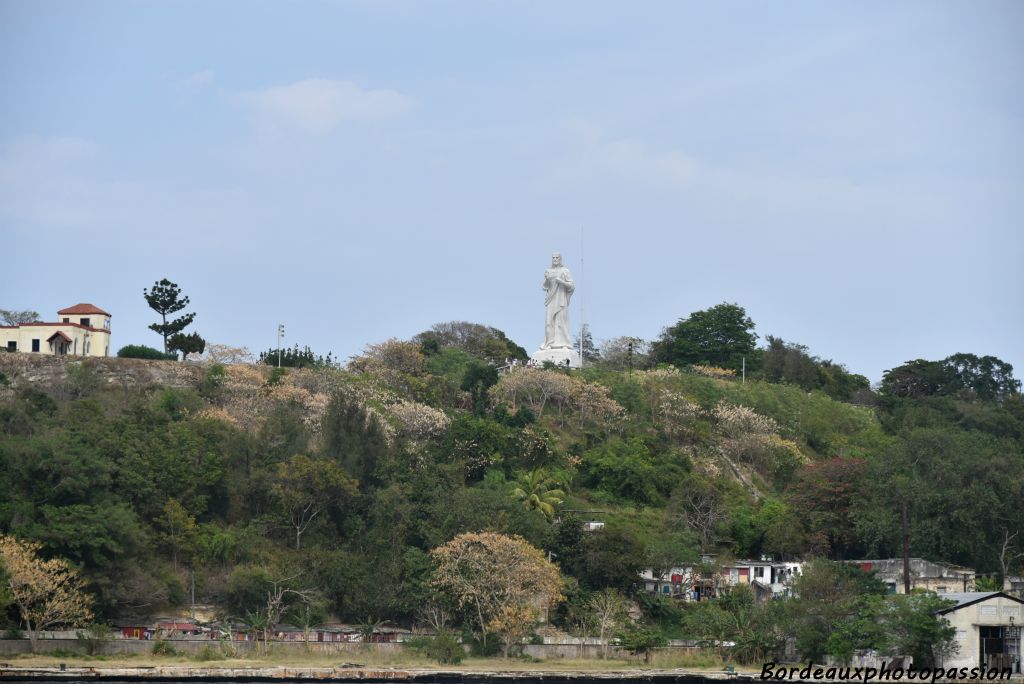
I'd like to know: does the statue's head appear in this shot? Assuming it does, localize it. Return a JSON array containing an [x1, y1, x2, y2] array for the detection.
[[551, 252, 563, 267]]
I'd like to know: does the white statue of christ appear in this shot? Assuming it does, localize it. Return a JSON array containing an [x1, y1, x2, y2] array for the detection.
[[541, 252, 575, 350]]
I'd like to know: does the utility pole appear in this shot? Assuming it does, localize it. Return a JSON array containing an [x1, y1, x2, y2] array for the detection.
[[901, 500, 911, 594], [742, 356, 746, 384], [277, 324, 285, 368]]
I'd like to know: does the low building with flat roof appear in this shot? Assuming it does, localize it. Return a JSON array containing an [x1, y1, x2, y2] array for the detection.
[[938, 592, 1023, 675]]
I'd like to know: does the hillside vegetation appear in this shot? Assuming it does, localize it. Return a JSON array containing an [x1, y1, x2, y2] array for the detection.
[[0, 314, 1021, 656]]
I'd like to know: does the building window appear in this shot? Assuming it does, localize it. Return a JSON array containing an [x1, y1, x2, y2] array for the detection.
[[63, 317, 70, 323], [80, 318, 91, 327], [31, 339, 40, 352], [6, 341, 15, 352]]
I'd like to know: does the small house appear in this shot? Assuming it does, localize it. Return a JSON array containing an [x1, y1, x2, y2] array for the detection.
[[0, 304, 112, 357], [937, 592, 1023, 675]]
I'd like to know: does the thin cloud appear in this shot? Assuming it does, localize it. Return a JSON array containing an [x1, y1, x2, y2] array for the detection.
[[0, 136, 257, 245], [238, 78, 415, 136], [541, 121, 697, 191], [185, 69, 215, 86]]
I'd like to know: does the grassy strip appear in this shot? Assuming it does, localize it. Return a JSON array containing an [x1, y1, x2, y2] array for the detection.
[[1, 649, 746, 672]]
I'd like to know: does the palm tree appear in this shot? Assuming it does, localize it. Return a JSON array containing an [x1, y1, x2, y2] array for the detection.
[[510, 468, 565, 521], [244, 609, 270, 656]]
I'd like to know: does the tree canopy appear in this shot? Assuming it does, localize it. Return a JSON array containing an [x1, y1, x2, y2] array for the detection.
[[881, 353, 1020, 400], [0, 311, 1021, 663], [651, 302, 759, 373], [143, 279, 198, 355]]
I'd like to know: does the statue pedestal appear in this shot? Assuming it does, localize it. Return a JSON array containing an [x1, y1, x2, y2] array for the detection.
[[531, 347, 581, 369]]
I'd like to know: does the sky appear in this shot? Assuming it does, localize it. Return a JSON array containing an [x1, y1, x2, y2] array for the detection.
[[2, 1, 1022, 383]]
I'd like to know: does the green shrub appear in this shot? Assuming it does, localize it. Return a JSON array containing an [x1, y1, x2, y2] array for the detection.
[[267, 367, 287, 386], [76, 623, 111, 656], [466, 631, 501, 657], [407, 632, 464, 664], [193, 644, 220, 661], [118, 344, 176, 360], [199, 363, 226, 398], [151, 640, 178, 656]]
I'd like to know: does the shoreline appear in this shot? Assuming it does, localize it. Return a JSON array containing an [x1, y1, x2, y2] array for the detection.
[[0, 664, 752, 682]]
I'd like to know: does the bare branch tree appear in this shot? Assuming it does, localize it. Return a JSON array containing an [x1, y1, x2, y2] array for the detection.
[[671, 479, 728, 552], [999, 528, 1024, 591]]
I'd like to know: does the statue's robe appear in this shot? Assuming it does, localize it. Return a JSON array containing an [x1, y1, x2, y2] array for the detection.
[[542, 266, 574, 349]]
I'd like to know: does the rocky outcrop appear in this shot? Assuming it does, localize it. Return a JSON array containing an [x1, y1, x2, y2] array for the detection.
[[0, 353, 205, 391]]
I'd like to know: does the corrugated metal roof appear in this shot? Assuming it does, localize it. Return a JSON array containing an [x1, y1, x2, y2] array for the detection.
[[936, 591, 1024, 613]]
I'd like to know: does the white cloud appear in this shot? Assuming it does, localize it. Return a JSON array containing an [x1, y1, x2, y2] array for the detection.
[[239, 78, 415, 136], [541, 121, 697, 192], [185, 69, 215, 86]]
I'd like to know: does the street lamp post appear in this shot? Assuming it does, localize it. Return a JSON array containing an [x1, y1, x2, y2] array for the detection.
[[277, 324, 285, 368]]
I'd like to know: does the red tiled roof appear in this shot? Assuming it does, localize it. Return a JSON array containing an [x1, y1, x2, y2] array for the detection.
[[57, 303, 111, 316], [47, 331, 73, 343], [17, 322, 109, 333]]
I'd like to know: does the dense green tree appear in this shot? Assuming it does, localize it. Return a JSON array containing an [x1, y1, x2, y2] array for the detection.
[[761, 336, 870, 401], [762, 336, 821, 390], [651, 302, 759, 373], [226, 565, 272, 616], [785, 559, 888, 662], [320, 394, 390, 486], [851, 427, 1024, 572], [271, 455, 357, 549], [168, 332, 206, 361], [117, 345, 176, 360], [414, 321, 528, 364], [884, 592, 957, 668], [576, 526, 646, 591], [581, 437, 679, 505], [617, 624, 667, 663], [881, 354, 1020, 401], [460, 360, 499, 414], [143, 279, 196, 354], [258, 344, 336, 369]]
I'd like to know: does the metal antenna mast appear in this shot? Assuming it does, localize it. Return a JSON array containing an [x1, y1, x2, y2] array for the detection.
[[579, 224, 585, 367]]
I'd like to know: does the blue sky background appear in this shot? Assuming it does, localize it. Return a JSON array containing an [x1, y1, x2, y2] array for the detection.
[[2, 1, 1021, 382]]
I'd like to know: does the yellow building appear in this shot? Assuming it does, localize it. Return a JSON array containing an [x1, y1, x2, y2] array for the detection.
[[0, 303, 111, 357]]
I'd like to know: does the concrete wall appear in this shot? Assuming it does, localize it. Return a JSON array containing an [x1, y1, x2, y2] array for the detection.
[[0, 639, 404, 657], [523, 644, 701, 659], [0, 639, 707, 662]]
